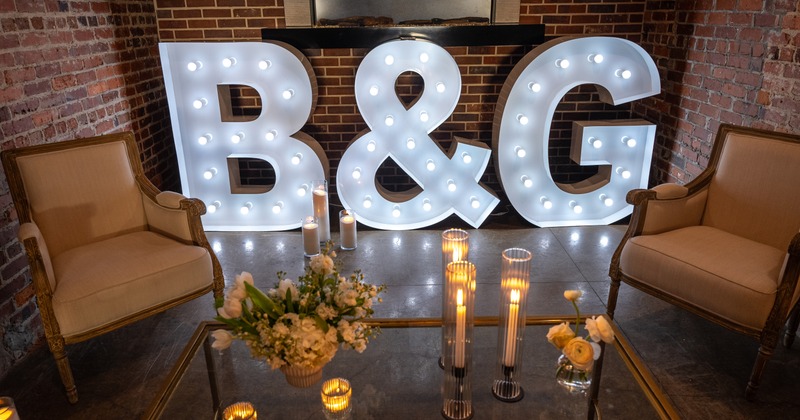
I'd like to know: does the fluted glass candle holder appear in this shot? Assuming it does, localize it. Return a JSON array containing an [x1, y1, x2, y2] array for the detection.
[[222, 401, 257, 420], [492, 248, 532, 402], [442, 261, 476, 420], [312, 179, 331, 243], [441, 229, 469, 369], [321, 377, 352, 419]]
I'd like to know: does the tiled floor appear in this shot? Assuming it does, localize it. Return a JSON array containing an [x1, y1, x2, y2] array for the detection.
[[2, 222, 799, 419]]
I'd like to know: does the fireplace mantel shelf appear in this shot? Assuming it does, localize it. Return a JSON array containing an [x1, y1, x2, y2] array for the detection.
[[261, 24, 545, 49]]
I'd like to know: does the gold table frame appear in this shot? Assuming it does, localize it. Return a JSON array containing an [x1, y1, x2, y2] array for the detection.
[[144, 315, 678, 419]]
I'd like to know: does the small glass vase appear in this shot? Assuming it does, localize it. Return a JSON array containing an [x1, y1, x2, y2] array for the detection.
[[555, 354, 592, 392]]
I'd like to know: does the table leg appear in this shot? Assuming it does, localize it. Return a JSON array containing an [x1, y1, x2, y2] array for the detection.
[[587, 341, 606, 420], [203, 335, 221, 414]]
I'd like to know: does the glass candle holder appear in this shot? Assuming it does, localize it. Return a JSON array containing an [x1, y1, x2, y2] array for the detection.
[[442, 261, 476, 420], [441, 228, 469, 369], [0, 397, 20, 420], [302, 216, 320, 257], [222, 401, 257, 420], [492, 248, 532, 402], [321, 377, 352, 419], [312, 180, 331, 243], [339, 209, 357, 250]]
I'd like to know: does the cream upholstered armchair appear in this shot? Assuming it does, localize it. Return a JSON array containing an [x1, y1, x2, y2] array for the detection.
[[607, 124, 800, 400], [1, 132, 224, 403]]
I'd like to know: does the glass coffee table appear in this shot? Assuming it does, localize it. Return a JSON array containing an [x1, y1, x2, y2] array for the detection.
[[144, 316, 677, 419]]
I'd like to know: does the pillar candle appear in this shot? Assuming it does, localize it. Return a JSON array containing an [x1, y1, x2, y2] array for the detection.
[[302, 216, 320, 256], [455, 288, 466, 368], [312, 181, 330, 242], [339, 210, 357, 250], [504, 289, 520, 367]]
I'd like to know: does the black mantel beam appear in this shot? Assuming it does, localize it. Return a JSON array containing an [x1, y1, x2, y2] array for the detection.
[[261, 24, 545, 49]]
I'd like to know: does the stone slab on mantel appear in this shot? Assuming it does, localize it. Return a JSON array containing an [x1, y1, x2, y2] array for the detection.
[[261, 24, 545, 49]]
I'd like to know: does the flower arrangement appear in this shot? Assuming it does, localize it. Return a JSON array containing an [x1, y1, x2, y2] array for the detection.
[[211, 244, 386, 371], [546, 290, 615, 386]]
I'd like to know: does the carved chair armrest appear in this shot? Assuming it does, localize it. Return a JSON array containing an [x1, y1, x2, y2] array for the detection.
[[141, 189, 207, 244], [18, 222, 57, 296], [626, 183, 709, 237]]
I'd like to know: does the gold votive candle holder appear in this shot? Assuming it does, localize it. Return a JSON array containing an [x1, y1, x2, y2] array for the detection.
[[222, 401, 256, 420], [321, 377, 352, 419]]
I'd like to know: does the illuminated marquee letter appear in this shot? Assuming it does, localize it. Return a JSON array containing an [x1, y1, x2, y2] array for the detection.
[[337, 40, 499, 230], [160, 42, 327, 230], [493, 36, 660, 227]]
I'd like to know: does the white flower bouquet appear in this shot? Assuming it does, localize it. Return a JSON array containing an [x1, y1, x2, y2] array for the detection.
[[212, 244, 386, 370]]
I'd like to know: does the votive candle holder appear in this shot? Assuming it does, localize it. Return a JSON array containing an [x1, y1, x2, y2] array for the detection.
[[311, 180, 331, 243], [321, 377, 352, 419], [339, 209, 357, 250], [222, 401, 257, 420], [441, 228, 469, 368], [302, 216, 320, 257]]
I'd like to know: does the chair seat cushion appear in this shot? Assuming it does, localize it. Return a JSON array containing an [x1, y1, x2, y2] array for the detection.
[[51, 231, 212, 337], [620, 226, 786, 330]]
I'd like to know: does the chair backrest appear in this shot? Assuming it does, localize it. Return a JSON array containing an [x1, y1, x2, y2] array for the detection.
[[703, 125, 800, 250], [4, 133, 147, 259]]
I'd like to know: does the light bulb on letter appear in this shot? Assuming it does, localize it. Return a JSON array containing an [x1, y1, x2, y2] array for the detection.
[[569, 200, 583, 214], [426, 159, 436, 171], [528, 82, 541, 92], [521, 175, 533, 188], [540, 196, 553, 209], [240, 202, 252, 215], [514, 146, 526, 158], [622, 136, 637, 147], [297, 184, 309, 196], [192, 98, 207, 109], [367, 140, 376, 152], [187, 61, 203, 71], [589, 137, 603, 149], [419, 52, 429, 63], [272, 201, 283, 214], [265, 130, 277, 141], [258, 60, 271, 70], [363, 196, 373, 209], [352, 167, 362, 179], [384, 55, 394, 65], [207, 200, 221, 213], [203, 167, 217, 180], [517, 114, 529, 125], [423, 198, 432, 211], [222, 57, 236, 68], [369, 85, 379, 96], [419, 111, 429, 122], [461, 152, 472, 164], [556, 58, 570, 69], [447, 179, 457, 192], [291, 153, 302, 165], [470, 197, 480, 209], [392, 205, 401, 218], [282, 89, 294, 100], [588, 53, 604, 64], [616, 167, 632, 179], [436, 82, 446, 93], [599, 194, 614, 207], [406, 138, 416, 150], [384, 115, 394, 126], [231, 132, 244, 144], [616, 69, 632, 79], [198, 133, 212, 145]]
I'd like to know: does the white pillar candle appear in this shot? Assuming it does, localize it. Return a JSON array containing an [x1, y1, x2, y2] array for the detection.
[[302, 216, 320, 257], [504, 289, 520, 367], [455, 288, 466, 368], [339, 210, 357, 250], [312, 181, 330, 242]]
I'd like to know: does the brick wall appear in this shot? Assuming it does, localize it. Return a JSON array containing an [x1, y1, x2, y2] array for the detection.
[[0, 0, 175, 376], [634, 0, 800, 184]]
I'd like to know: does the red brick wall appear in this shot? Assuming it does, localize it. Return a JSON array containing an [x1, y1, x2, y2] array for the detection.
[[0, 0, 175, 374], [634, 0, 800, 184]]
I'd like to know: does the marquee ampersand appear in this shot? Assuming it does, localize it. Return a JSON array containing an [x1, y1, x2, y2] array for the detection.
[[160, 42, 328, 230], [493, 36, 660, 227], [337, 39, 500, 230]]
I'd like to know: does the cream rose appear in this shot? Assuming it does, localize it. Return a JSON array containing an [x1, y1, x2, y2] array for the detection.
[[211, 329, 234, 351], [310, 254, 335, 275], [563, 290, 582, 302], [585, 316, 615, 343], [562, 337, 595, 371], [217, 298, 242, 319], [546, 322, 576, 350]]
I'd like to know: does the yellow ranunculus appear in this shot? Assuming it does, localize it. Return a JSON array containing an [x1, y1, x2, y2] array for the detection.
[[562, 337, 595, 371], [563, 290, 582, 302], [546, 322, 575, 350]]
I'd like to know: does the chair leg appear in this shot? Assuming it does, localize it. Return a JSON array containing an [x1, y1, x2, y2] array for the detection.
[[746, 339, 777, 401], [47, 336, 78, 403], [606, 276, 621, 319], [783, 303, 800, 348]]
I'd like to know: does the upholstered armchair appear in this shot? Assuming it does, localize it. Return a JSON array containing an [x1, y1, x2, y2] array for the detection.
[[1, 132, 224, 403], [607, 124, 800, 399]]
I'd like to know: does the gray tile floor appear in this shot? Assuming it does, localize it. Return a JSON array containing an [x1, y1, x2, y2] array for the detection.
[[1, 223, 799, 418]]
